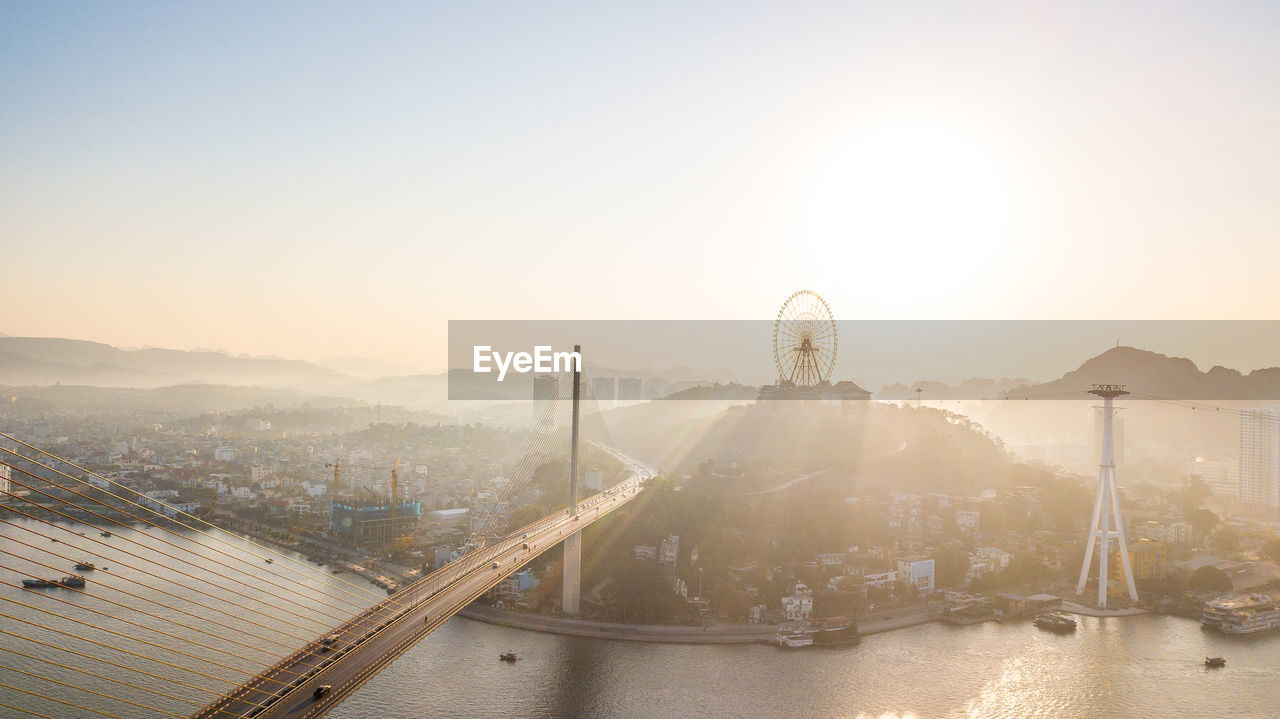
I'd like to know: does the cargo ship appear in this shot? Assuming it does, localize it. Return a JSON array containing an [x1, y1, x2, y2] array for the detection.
[[22, 576, 86, 589]]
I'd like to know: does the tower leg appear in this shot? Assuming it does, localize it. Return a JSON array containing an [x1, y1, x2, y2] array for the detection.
[[1109, 467, 1140, 602], [1076, 469, 1106, 595], [562, 530, 581, 616], [1098, 479, 1110, 609]]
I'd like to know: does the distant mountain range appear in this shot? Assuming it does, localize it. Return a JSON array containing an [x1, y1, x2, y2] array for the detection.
[[0, 337, 345, 389], [1002, 346, 1280, 400]]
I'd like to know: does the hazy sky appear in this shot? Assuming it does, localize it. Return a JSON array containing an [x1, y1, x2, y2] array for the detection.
[[3, 2, 1279, 370]]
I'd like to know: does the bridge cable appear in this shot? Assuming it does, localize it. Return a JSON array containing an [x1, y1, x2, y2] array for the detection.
[[0, 700, 59, 719], [0, 452, 398, 621], [0, 545, 339, 677], [0, 431, 412, 610], [0, 515, 351, 643], [0, 614, 233, 698], [0, 486, 388, 655], [0, 471, 400, 637], [0, 662, 184, 718], [0, 444, 389, 611], [0, 680, 124, 719], [0, 611, 282, 705], [0, 647, 211, 712]]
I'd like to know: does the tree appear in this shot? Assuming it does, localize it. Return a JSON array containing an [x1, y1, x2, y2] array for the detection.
[[1262, 538, 1280, 562], [1188, 565, 1232, 592], [1186, 508, 1219, 539], [1180, 475, 1211, 514]]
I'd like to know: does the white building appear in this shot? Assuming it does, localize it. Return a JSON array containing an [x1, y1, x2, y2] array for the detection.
[[955, 509, 980, 532], [862, 570, 897, 589], [782, 582, 814, 621], [250, 464, 269, 482], [1239, 408, 1280, 508], [977, 546, 1011, 569], [659, 535, 680, 568], [897, 556, 935, 595], [1187, 457, 1237, 496], [300, 481, 327, 497], [214, 445, 235, 462], [1136, 519, 1192, 545], [0, 464, 9, 496]]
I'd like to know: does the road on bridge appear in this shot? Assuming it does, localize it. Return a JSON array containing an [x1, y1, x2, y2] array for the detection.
[[194, 447, 655, 719]]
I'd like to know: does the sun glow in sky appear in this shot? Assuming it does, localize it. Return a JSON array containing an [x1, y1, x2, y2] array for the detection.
[[803, 123, 1015, 288], [3, 2, 1280, 368]]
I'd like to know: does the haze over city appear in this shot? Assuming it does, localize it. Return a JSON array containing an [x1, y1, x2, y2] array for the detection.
[[3, 3, 1280, 719]]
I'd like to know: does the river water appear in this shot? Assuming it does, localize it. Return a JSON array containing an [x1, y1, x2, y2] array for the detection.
[[1, 516, 1278, 719], [333, 607, 1280, 719]]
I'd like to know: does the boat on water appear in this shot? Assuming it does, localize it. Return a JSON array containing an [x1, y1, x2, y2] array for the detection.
[[22, 576, 86, 589], [1205, 657, 1226, 668], [1201, 593, 1271, 629], [777, 618, 860, 648], [499, 651, 519, 662], [74, 562, 95, 571], [265, 558, 273, 563], [100, 532, 112, 538], [811, 617, 861, 646], [777, 628, 814, 648], [1218, 604, 1280, 635], [1034, 612, 1078, 633]]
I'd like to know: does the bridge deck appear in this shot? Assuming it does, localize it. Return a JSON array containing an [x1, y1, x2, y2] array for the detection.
[[194, 449, 653, 719]]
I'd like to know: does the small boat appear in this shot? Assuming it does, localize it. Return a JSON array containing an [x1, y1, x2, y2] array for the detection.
[[1034, 612, 1078, 633], [74, 562, 96, 571], [23, 576, 86, 589], [499, 651, 518, 662], [100, 532, 111, 538], [265, 558, 273, 564], [1205, 657, 1226, 668]]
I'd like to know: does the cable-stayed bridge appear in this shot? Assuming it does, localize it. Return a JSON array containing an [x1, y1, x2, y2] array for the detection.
[[196, 446, 652, 718], [0, 361, 652, 718]]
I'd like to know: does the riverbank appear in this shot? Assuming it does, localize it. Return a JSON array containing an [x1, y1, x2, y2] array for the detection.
[[1059, 600, 1148, 617], [459, 604, 940, 645]]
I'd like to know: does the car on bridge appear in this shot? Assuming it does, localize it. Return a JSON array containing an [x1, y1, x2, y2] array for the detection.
[[313, 685, 331, 700]]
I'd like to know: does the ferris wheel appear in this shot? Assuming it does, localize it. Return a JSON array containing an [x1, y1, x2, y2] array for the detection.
[[773, 290, 838, 388]]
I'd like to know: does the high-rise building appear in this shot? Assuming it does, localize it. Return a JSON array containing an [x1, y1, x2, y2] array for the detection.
[[617, 377, 643, 401], [592, 377, 616, 401], [1239, 407, 1280, 508]]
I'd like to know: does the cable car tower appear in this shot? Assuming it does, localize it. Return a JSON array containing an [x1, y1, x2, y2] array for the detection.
[[1075, 384, 1138, 607]]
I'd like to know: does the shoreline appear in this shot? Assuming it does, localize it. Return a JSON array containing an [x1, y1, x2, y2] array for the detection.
[[458, 604, 941, 645]]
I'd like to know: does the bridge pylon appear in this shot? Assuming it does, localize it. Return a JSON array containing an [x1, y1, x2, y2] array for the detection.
[[563, 344, 583, 616]]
